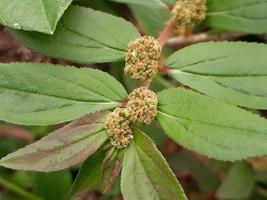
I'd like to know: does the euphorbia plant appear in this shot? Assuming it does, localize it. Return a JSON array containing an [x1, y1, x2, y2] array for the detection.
[[1, 0, 267, 199]]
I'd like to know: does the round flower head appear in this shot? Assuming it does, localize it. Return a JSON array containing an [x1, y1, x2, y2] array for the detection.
[[124, 36, 161, 81], [105, 108, 133, 149], [126, 87, 158, 125], [171, 0, 207, 27]]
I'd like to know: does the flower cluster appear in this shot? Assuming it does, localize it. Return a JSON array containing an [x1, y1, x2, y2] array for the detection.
[[124, 36, 161, 81], [105, 108, 133, 149], [171, 0, 207, 28], [105, 87, 158, 149], [126, 87, 158, 125]]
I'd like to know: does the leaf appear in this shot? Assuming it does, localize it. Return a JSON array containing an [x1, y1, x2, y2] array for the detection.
[[71, 150, 105, 196], [166, 42, 267, 109], [10, 6, 140, 64], [129, 5, 169, 37], [34, 170, 72, 200], [74, 0, 120, 16], [217, 162, 254, 199], [100, 148, 122, 193], [71, 147, 122, 196], [121, 129, 187, 200], [162, 0, 175, 4], [157, 88, 267, 161], [140, 122, 168, 146], [108, 0, 167, 9], [0, 111, 109, 172], [0, 62, 127, 125], [0, 0, 72, 34], [206, 0, 267, 34]]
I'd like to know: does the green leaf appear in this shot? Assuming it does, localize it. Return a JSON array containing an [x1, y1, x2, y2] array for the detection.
[[0, 112, 109, 172], [11, 6, 140, 64], [74, 0, 120, 16], [129, 5, 169, 37], [217, 162, 254, 199], [206, 0, 267, 34], [157, 88, 267, 161], [166, 42, 267, 109], [34, 170, 72, 200], [0, 62, 127, 125], [108, 0, 167, 9], [71, 148, 122, 196], [100, 148, 122, 193], [121, 129, 187, 200], [0, 0, 72, 34], [71, 150, 105, 196]]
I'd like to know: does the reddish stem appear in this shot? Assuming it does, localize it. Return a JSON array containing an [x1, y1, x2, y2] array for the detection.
[[167, 4, 174, 12], [157, 20, 176, 47], [0, 125, 33, 143], [120, 101, 128, 107], [159, 66, 170, 75]]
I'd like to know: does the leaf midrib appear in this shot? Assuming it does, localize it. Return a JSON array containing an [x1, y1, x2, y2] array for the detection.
[[158, 112, 267, 160], [61, 20, 126, 53], [39, 0, 53, 33], [0, 85, 119, 105], [170, 70, 267, 98], [132, 142, 160, 200], [1, 128, 106, 164], [158, 110, 267, 135], [171, 69, 267, 77]]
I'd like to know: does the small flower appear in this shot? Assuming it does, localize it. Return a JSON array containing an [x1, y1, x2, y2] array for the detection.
[[105, 108, 133, 149], [124, 36, 161, 81], [126, 87, 158, 125], [171, 0, 207, 27]]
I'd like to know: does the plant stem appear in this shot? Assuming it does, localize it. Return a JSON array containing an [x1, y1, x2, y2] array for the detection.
[[0, 175, 42, 200], [157, 20, 176, 47], [0, 125, 33, 143], [179, 26, 193, 37], [166, 32, 246, 47], [142, 79, 152, 88]]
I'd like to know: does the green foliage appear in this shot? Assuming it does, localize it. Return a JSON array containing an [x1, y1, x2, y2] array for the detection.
[[130, 5, 169, 37], [34, 170, 72, 200], [0, 0, 72, 34], [0, 63, 127, 125], [121, 129, 187, 200], [11, 6, 140, 64], [206, 0, 267, 33], [217, 162, 254, 199], [157, 88, 267, 161], [71, 150, 105, 196], [100, 148, 122, 193], [108, 0, 167, 9], [0, 112, 108, 172], [166, 42, 267, 109], [1, 0, 267, 199]]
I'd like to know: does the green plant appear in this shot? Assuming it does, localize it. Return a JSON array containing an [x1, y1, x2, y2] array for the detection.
[[1, 0, 267, 199]]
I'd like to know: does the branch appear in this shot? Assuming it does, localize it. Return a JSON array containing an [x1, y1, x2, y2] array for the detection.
[[0, 125, 33, 143], [167, 32, 247, 47], [158, 21, 176, 47]]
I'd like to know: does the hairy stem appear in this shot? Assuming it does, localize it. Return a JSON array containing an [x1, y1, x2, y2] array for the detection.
[[167, 32, 246, 47], [142, 79, 152, 88], [157, 20, 176, 47]]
